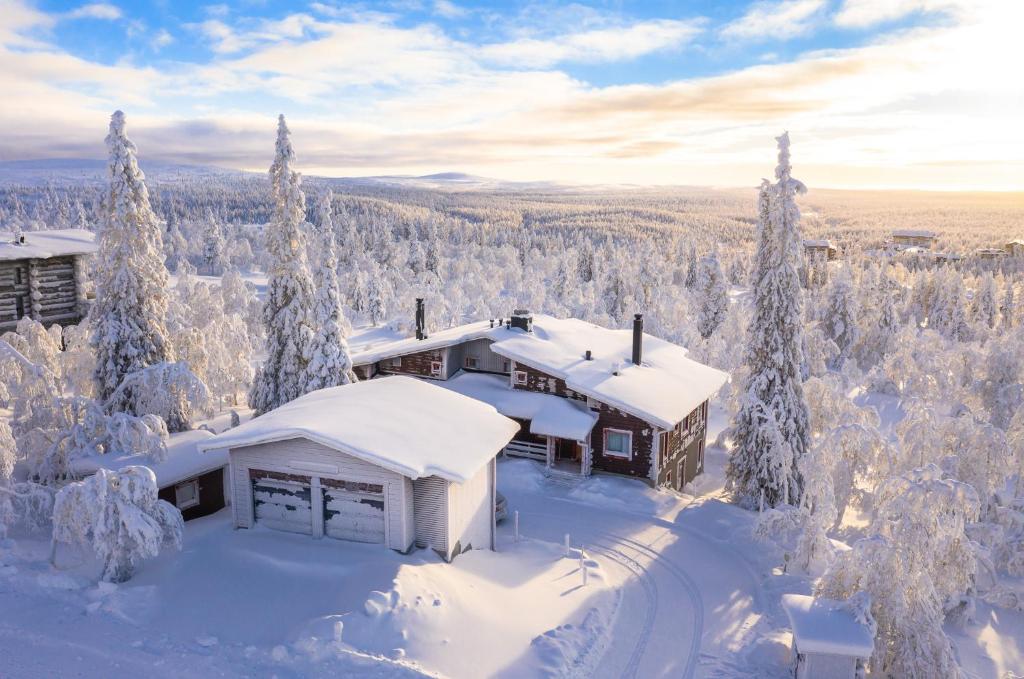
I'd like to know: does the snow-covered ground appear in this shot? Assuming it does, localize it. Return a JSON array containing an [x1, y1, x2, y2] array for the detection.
[[2, 401, 1020, 677]]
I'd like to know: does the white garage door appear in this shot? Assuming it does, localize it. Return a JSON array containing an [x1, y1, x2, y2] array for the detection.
[[251, 470, 313, 535], [322, 479, 386, 544]]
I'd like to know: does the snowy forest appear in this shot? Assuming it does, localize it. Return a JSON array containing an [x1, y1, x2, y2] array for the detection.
[[2, 112, 1024, 678]]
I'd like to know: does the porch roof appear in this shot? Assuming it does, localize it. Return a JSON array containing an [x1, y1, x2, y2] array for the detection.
[[439, 372, 598, 441]]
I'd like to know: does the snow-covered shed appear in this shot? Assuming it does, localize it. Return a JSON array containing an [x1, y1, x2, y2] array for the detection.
[[803, 239, 837, 261], [199, 377, 519, 561], [1006, 239, 1024, 257], [891, 229, 936, 249], [70, 429, 229, 521], [0, 228, 95, 331], [781, 594, 874, 679]]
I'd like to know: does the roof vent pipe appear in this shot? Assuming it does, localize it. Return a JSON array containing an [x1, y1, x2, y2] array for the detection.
[[632, 314, 643, 365], [415, 298, 427, 340]]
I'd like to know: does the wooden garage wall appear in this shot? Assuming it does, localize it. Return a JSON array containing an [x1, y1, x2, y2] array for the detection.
[[413, 476, 448, 554], [446, 458, 494, 559], [228, 438, 415, 551]]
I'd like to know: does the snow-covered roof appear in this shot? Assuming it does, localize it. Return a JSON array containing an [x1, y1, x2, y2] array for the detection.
[[69, 429, 226, 488], [0, 229, 97, 262], [438, 372, 598, 441], [1007, 239, 1024, 246], [351, 321, 494, 365], [488, 315, 729, 430], [976, 248, 1007, 256], [803, 239, 833, 248], [892, 229, 936, 239], [350, 314, 729, 430], [199, 376, 519, 483], [781, 594, 875, 658]]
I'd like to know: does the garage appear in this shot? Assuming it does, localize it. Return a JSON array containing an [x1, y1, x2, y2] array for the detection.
[[322, 479, 386, 543], [199, 377, 519, 560], [250, 469, 312, 535]]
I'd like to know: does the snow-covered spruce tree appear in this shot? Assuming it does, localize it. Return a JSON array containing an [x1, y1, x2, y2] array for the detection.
[[822, 268, 859, 370], [201, 208, 228, 276], [973, 271, 998, 331], [90, 111, 173, 413], [52, 466, 182, 583], [248, 115, 317, 415], [727, 133, 811, 509], [306, 192, 357, 391], [695, 251, 729, 339], [1000, 278, 1015, 330], [0, 419, 52, 538]]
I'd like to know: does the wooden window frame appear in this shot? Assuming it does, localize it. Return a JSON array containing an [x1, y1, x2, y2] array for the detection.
[[175, 479, 200, 510], [386, 356, 402, 369], [513, 370, 528, 386], [603, 428, 633, 460], [430, 360, 443, 377], [658, 431, 669, 467], [464, 356, 479, 369]]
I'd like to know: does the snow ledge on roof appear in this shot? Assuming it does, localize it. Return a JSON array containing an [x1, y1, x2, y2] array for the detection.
[[781, 593, 875, 658]]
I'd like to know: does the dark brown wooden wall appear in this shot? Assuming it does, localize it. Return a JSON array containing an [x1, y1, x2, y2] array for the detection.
[[158, 467, 226, 521], [376, 348, 445, 379]]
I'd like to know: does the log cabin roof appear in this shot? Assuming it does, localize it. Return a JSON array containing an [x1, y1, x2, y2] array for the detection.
[[781, 594, 875, 658], [199, 376, 519, 483], [70, 429, 225, 488], [0, 228, 97, 261]]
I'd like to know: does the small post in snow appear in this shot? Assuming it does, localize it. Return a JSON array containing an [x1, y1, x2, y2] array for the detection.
[[513, 510, 520, 543], [333, 620, 344, 644], [564, 533, 571, 557], [580, 546, 587, 586]]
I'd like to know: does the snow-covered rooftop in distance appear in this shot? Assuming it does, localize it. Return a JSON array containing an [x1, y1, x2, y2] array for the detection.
[[0, 228, 97, 262], [351, 320, 494, 365], [781, 594, 875, 658], [488, 315, 730, 430], [892, 229, 936, 238], [70, 429, 225, 488], [438, 372, 598, 441], [803, 239, 833, 248], [199, 376, 519, 483]]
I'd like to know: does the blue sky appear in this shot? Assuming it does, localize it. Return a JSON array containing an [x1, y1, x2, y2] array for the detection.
[[1, 0, 1021, 189]]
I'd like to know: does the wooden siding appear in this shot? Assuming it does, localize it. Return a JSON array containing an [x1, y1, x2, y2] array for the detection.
[[0, 255, 85, 331], [157, 467, 226, 521], [228, 438, 415, 552], [413, 476, 448, 554], [447, 338, 510, 376], [511, 361, 587, 402], [446, 458, 494, 559], [376, 347, 446, 380], [656, 400, 709, 489]]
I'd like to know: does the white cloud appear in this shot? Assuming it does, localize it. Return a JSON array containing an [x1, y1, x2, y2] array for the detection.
[[721, 0, 826, 40], [64, 3, 123, 21], [480, 19, 704, 68], [834, 0, 969, 28], [433, 0, 466, 19], [152, 28, 173, 49]]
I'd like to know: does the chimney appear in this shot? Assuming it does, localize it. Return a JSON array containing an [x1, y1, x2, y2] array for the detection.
[[415, 298, 427, 340], [18, 236, 25, 244], [510, 309, 533, 333], [632, 314, 643, 365], [585, 350, 592, 361]]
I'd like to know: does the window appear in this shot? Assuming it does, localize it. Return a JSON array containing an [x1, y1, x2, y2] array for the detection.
[[175, 480, 200, 509], [430, 360, 443, 377], [658, 432, 669, 467], [688, 409, 700, 430], [502, 361, 510, 373], [604, 428, 632, 459], [15, 295, 25, 320], [464, 356, 479, 369], [386, 356, 402, 369], [15, 267, 22, 285], [513, 370, 528, 386]]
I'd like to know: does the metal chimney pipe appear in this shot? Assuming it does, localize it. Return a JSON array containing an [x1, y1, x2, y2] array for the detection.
[[632, 314, 643, 365], [415, 298, 425, 340]]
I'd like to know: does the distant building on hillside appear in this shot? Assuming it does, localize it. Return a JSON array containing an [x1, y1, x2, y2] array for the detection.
[[350, 304, 729, 491], [803, 239, 837, 262], [976, 247, 1008, 260], [891, 229, 936, 249], [1005, 239, 1024, 257], [0, 229, 96, 332]]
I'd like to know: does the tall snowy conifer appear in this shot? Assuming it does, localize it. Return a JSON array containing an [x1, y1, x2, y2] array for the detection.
[[248, 115, 317, 415], [727, 133, 811, 509], [695, 251, 729, 339], [306, 192, 357, 390], [91, 111, 173, 412]]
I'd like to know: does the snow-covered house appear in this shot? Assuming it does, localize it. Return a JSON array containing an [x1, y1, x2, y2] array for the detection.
[[199, 377, 518, 561], [351, 308, 729, 491], [0, 229, 95, 331], [803, 239, 837, 262], [70, 429, 229, 521], [976, 247, 1008, 260], [781, 594, 874, 679], [891, 229, 936, 249], [1002, 239, 1023, 257]]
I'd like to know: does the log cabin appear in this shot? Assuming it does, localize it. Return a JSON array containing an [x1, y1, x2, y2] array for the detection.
[[0, 229, 96, 332], [890, 229, 936, 250], [199, 377, 518, 561], [351, 305, 729, 491], [1004, 240, 1024, 257], [803, 239, 837, 262]]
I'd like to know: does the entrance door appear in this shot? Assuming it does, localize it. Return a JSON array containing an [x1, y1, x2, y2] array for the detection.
[[553, 438, 582, 473], [676, 455, 687, 491], [251, 470, 313, 534], [322, 479, 386, 543]]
